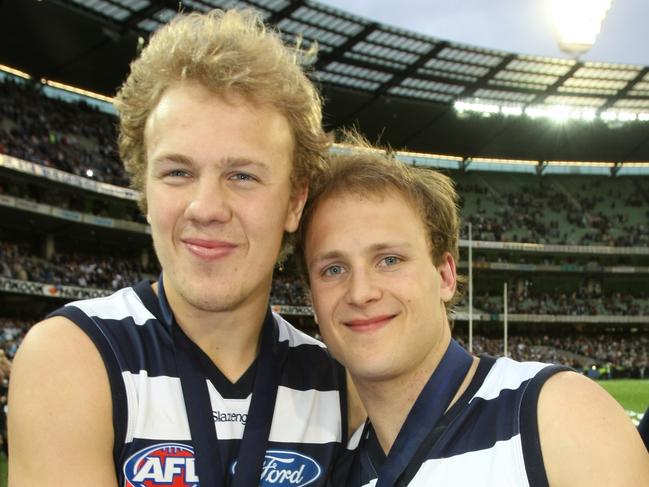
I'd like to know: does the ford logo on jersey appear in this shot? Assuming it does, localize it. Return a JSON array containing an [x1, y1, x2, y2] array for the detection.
[[123, 443, 199, 487], [231, 450, 322, 486]]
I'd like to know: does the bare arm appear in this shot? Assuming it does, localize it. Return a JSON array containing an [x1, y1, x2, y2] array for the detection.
[[8, 316, 117, 486], [538, 371, 649, 487]]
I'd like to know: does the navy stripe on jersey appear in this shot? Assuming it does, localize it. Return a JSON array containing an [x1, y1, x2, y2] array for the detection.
[[520, 364, 571, 487], [52, 313, 176, 376], [399, 355, 496, 485], [437, 386, 535, 457]]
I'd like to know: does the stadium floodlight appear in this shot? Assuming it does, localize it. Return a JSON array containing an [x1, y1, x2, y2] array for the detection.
[[454, 100, 470, 113], [454, 98, 647, 125], [475, 102, 501, 115], [547, 105, 571, 122], [551, 0, 613, 58], [578, 109, 597, 121], [600, 110, 618, 121], [617, 111, 637, 122], [525, 106, 547, 119], [501, 105, 524, 117], [454, 99, 500, 116]]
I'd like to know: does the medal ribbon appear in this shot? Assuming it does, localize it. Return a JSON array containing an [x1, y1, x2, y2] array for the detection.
[[157, 273, 284, 486], [366, 339, 474, 487]]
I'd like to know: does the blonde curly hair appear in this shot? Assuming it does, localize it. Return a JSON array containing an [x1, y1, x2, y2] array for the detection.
[[115, 8, 329, 212]]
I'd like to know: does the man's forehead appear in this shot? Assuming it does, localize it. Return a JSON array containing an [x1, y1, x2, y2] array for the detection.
[[149, 81, 280, 120], [143, 82, 294, 161], [314, 186, 420, 219]]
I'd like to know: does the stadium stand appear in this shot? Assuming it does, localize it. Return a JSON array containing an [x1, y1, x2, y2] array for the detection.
[[0, 77, 127, 186], [456, 170, 649, 246]]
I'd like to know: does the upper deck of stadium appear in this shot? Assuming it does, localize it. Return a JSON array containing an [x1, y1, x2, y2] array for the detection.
[[1, 0, 649, 170]]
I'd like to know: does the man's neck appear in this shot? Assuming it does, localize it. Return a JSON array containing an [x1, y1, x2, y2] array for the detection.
[[356, 334, 478, 455], [153, 281, 270, 383]]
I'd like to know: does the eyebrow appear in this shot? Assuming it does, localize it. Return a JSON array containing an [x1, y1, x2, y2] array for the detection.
[[151, 153, 193, 166], [151, 154, 270, 174], [223, 157, 271, 175]]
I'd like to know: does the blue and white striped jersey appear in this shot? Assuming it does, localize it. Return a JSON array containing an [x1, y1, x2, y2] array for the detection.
[[333, 356, 568, 487], [50, 280, 347, 487]]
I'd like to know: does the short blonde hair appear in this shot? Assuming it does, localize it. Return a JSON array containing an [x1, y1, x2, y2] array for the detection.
[[115, 8, 329, 212], [297, 134, 465, 311]]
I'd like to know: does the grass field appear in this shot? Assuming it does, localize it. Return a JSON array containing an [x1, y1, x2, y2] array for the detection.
[[598, 379, 649, 425], [0, 379, 644, 486]]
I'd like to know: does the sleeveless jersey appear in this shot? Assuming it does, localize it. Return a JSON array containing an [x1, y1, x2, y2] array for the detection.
[[332, 356, 569, 487], [49, 280, 347, 487]]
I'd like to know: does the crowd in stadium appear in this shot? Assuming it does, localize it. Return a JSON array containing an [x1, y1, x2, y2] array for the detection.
[[3, 78, 649, 248], [456, 334, 648, 378], [458, 178, 649, 247], [0, 78, 127, 186], [1, 241, 155, 290], [271, 274, 310, 308], [473, 289, 649, 316], [0, 176, 145, 223]]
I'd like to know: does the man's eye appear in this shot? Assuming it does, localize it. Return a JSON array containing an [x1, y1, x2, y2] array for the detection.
[[230, 172, 257, 182], [381, 256, 401, 266], [323, 265, 345, 277], [165, 169, 190, 178]]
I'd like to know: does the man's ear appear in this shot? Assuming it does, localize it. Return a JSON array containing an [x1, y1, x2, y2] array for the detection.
[[437, 252, 457, 302], [284, 185, 308, 233]]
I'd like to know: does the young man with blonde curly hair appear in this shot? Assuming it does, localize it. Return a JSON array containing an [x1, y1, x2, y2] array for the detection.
[[9, 9, 359, 486]]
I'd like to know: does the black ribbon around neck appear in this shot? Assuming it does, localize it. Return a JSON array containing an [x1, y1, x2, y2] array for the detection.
[[157, 274, 284, 486], [360, 339, 474, 487]]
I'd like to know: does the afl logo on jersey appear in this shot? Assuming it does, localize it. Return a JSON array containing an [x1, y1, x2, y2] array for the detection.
[[231, 450, 322, 486], [123, 443, 199, 487]]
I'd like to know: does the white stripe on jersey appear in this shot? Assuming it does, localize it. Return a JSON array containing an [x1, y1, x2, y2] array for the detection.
[[359, 436, 528, 487], [67, 287, 155, 326], [274, 312, 326, 349], [472, 357, 548, 402], [123, 372, 190, 442], [123, 372, 342, 444], [347, 423, 365, 450], [404, 436, 528, 487], [269, 386, 342, 444]]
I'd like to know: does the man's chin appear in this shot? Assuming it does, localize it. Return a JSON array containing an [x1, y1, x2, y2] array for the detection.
[[183, 290, 246, 314]]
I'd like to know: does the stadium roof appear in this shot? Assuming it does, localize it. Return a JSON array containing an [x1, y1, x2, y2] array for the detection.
[[2, 0, 649, 164]]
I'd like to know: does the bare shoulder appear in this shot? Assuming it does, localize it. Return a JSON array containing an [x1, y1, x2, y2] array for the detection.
[[8, 315, 117, 486], [538, 370, 649, 487]]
